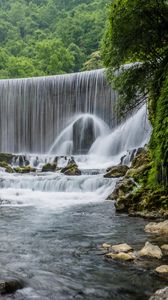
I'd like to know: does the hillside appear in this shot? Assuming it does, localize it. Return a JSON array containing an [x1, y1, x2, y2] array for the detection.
[[0, 0, 110, 78]]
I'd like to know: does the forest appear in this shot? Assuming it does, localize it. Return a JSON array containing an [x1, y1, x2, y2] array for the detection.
[[0, 0, 109, 78]]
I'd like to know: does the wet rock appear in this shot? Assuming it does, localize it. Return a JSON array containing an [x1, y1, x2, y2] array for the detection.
[[104, 165, 129, 178], [149, 287, 168, 300], [155, 265, 168, 274], [0, 279, 23, 295], [101, 243, 112, 250], [5, 166, 14, 173], [131, 148, 149, 169], [111, 243, 133, 253], [61, 158, 81, 176], [126, 163, 151, 181], [42, 163, 57, 172], [107, 178, 136, 201], [145, 221, 168, 235], [0, 153, 14, 164], [139, 242, 162, 259], [161, 244, 168, 254], [14, 166, 36, 173], [105, 252, 135, 261], [0, 161, 14, 173]]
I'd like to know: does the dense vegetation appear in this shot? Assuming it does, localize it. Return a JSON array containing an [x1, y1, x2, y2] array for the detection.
[[102, 0, 168, 212], [0, 0, 109, 78]]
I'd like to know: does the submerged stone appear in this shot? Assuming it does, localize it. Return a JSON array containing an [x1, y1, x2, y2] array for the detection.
[[105, 252, 135, 261]]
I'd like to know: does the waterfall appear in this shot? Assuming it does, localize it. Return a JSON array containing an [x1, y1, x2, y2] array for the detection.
[[0, 69, 117, 154]]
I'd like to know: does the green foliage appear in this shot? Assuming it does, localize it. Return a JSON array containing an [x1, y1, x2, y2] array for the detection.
[[149, 75, 168, 186], [0, 0, 110, 78], [102, 0, 168, 113]]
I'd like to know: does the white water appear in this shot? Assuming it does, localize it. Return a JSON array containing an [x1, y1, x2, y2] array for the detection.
[[0, 69, 152, 212]]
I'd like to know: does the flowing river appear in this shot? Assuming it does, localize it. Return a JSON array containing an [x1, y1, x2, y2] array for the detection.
[[0, 69, 165, 299]]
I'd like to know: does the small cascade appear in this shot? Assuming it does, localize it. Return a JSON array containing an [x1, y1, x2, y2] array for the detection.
[[49, 114, 109, 155]]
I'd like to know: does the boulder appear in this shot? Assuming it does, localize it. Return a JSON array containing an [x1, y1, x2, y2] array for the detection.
[[161, 244, 168, 253], [139, 242, 162, 259], [155, 265, 168, 274], [107, 178, 136, 200], [0, 279, 23, 295], [61, 158, 81, 176], [149, 287, 168, 300], [42, 163, 57, 172], [105, 252, 135, 261], [111, 243, 133, 253], [14, 166, 36, 173], [145, 220, 168, 235], [0, 153, 14, 164], [104, 165, 129, 178]]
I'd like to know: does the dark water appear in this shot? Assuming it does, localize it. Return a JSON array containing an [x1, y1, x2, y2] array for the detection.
[[0, 201, 166, 300]]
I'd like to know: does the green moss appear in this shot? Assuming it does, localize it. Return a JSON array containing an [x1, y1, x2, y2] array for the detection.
[[14, 166, 36, 173], [148, 75, 168, 187], [0, 153, 13, 164], [42, 163, 57, 172]]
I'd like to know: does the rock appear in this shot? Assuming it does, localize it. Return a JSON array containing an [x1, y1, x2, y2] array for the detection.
[[115, 193, 134, 212], [61, 158, 81, 176], [139, 242, 162, 259], [105, 252, 135, 261], [155, 265, 168, 274], [126, 163, 151, 180], [0, 161, 14, 173], [14, 166, 36, 173], [0, 161, 9, 168], [5, 166, 14, 173], [161, 244, 168, 253], [131, 148, 149, 169], [145, 221, 168, 235], [104, 165, 129, 178], [101, 243, 112, 250], [0, 153, 14, 164], [149, 287, 168, 300], [0, 279, 23, 295], [107, 178, 136, 200], [111, 243, 133, 253], [42, 163, 57, 172]]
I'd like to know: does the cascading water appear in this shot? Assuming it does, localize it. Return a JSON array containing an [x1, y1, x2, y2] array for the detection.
[[0, 69, 117, 154], [0, 69, 157, 300]]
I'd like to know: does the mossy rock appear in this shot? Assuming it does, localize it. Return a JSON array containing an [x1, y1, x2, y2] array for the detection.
[[0, 161, 9, 168], [0, 153, 14, 164], [104, 165, 129, 178], [131, 148, 150, 169], [42, 163, 57, 172], [126, 163, 152, 182], [14, 166, 36, 173], [61, 158, 81, 176], [5, 166, 14, 173], [107, 178, 136, 201]]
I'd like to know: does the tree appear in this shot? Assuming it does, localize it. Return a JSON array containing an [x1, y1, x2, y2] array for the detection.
[[102, 0, 168, 114], [102, 0, 168, 186]]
